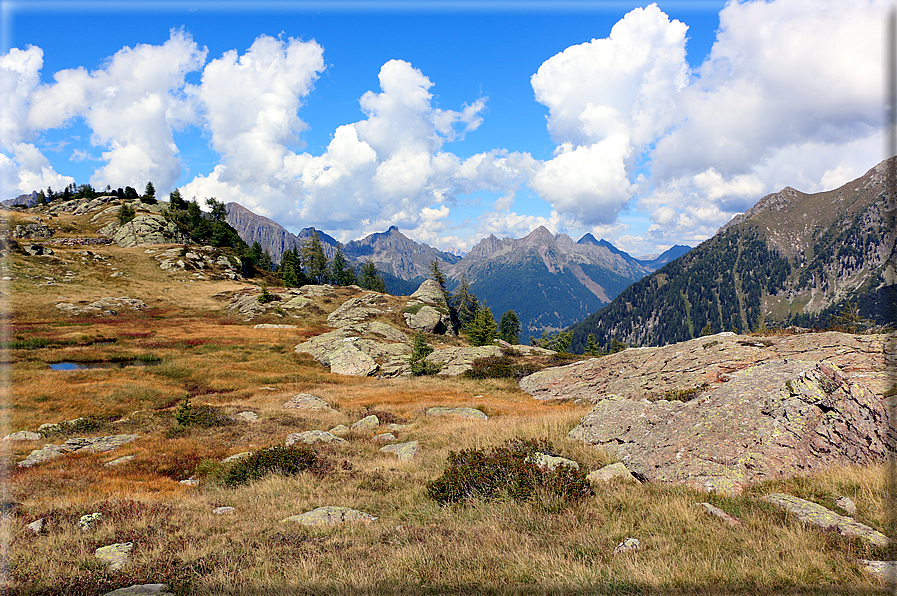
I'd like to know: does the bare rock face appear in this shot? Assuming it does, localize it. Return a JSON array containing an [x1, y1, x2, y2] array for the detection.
[[520, 331, 892, 402], [565, 361, 894, 494]]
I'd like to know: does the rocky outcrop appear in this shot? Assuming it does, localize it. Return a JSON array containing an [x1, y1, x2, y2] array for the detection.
[[100, 213, 189, 247], [55, 297, 147, 316], [18, 434, 139, 467], [153, 246, 241, 280], [403, 280, 453, 334], [520, 331, 893, 402], [565, 361, 894, 493], [12, 223, 54, 240]]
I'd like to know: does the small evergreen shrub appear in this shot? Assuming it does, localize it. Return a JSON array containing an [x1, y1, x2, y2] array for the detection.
[[427, 438, 592, 505], [409, 332, 440, 376], [221, 445, 319, 487], [257, 285, 277, 304], [462, 355, 540, 380]]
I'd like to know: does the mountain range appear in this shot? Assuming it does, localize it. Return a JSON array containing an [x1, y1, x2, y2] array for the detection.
[[223, 201, 689, 340], [568, 156, 897, 351]]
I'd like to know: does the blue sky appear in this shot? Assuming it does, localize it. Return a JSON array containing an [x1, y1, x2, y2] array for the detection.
[[0, 0, 888, 256]]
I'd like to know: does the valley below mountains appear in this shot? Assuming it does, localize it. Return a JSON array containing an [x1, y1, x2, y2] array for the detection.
[[224, 202, 690, 341]]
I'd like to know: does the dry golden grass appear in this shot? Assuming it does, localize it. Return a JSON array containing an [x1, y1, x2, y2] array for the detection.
[[3, 232, 895, 595]]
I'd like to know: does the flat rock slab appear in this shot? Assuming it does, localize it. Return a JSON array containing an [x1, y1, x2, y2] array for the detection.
[[95, 542, 134, 571], [220, 452, 251, 464], [253, 324, 297, 329], [587, 463, 637, 484], [282, 506, 377, 527], [380, 441, 419, 461], [425, 406, 487, 420], [351, 415, 380, 430], [3, 431, 40, 441], [857, 560, 897, 583], [104, 455, 135, 467], [530, 452, 579, 471], [283, 394, 334, 411], [104, 585, 174, 596], [425, 345, 503, 377], [762, 493, 891, 547], [18, 434, 138, 468], [698, 502, 741, 526], [566, 362, 893, 493], [286, 430, 347, 445]]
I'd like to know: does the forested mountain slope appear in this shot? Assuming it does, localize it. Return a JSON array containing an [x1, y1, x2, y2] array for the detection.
[[569, 157, 897, 351]]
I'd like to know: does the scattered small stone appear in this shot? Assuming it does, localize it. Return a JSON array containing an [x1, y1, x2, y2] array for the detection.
[[220, 452, 251, 464], [95, 542, 133, 571], [613, 537, 641, 554], [26, 518, 45, 534], [212, 506, 235, 515], [372, 432, 396, 443], [236, 411, 259, 422], [104, 455, 135, 467], [328, 424, 351, 437], [3, 431, 41, 441], [425, 406, 487, 420], [179, 479, 200, 487], [283, 394, 334, 411], [80, 512, 103, 531], [351, 414, 380, 431], [104, 583, 174, 596], [380, 441, 419, 461], [698, 502, 741, 526], [253, 323, 298, 329], [387, 423, 408, 431], [587, 462, 637, 484], [762, 493, 891, 547], [259, 386, 278, 391], [282, 506, 377, 527], [529, 452, 579, 471], [835, 495, 857, 516], [285, 430, 347, 445]]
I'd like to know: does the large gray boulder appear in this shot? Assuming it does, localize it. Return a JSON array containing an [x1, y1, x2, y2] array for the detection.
[[566, 361, 894, 493], [403, 279, 453, 334]]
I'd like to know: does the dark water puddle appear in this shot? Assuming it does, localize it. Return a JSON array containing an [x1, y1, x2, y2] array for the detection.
[[50, 359, 161, 371]]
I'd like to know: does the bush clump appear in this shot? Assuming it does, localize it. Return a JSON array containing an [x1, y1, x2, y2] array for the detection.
[[427, 438, 592, 505], [462, 355, 540, 380], [39, 414, 109, 437], [221, 446, 319, 488], [173, 398, 232, 429]]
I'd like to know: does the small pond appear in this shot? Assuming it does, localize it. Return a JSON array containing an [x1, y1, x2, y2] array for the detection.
[[50, 359, 161, 371]]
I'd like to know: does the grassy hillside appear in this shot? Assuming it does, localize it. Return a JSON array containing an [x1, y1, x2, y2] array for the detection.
[[2, 200, 893, 594]]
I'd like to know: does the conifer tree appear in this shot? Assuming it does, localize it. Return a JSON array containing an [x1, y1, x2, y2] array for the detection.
[[358, 260, 386, 292], [452, 275, 479, 329], [466, 305, 497, 347], [327, 246, 353, 286], [278, 247, 307, 287], [301, 230, 328, 284], [498, 310, 520, 344]]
